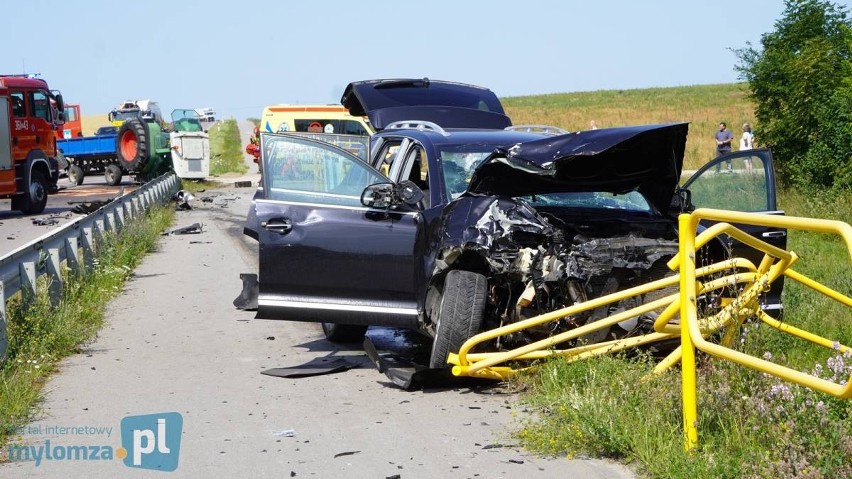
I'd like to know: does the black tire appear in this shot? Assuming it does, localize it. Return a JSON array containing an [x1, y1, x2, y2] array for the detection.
[[116, 118, 149, 171], [104, 164, 123, 186], [67, 164, 84, 186], [321, 323, 369, 343], [429, 270, 487, 368], [19, 169, 49, 215]]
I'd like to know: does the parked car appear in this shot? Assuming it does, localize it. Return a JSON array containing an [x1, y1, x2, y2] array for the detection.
[[94, 125, 118, 136], [244, 79, 787, 368]]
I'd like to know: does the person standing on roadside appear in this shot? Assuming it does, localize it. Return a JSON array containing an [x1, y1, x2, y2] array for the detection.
[[740, 122, 754, 150], [714, 122, 734, 172], [740, 122, 755, 173]]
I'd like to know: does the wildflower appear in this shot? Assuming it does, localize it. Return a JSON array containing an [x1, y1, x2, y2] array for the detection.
[[769, 383, 793, 401], [763, 351, 773, 361]]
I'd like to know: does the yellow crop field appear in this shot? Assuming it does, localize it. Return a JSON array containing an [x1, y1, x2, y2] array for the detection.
[[502, 83, 755, 171], [80, 114, 110, 136]]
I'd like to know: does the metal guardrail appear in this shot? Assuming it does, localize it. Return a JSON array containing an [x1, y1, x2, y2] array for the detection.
[[0, 172, 180, 363], [446, 208, 852, 451]]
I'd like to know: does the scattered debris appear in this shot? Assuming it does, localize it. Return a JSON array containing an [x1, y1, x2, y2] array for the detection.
[[273, 429, 296, 437], [260, 357, 359, 379], [363, 336, 467, 390], [509, 459, 525, 464], [69, 201, 110, 214], [333, 450, 361, 459], [233, 273, 258, 310], [265, 336, 275, 341], [189, 240, 212, 244], [234, 180, 253, 188], [31, 217, 59, 226], [162, 223, 204, 236], [172, 190, 195, 210]]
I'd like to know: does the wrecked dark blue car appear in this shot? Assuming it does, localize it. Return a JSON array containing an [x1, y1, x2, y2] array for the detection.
[[244, 78, 786, 368]]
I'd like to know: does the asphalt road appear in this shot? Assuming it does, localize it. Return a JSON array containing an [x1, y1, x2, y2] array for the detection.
[[0, 176, 139, 259], [0, 122, 636, 478], [0, 118, 253, 259]]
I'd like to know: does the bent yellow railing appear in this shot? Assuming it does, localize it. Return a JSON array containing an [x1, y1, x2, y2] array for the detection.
[[446, 208, 852, 451]]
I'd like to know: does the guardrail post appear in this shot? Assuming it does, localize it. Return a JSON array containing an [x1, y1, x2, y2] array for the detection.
[[114, 203, 125, 232], [20, 261, 36, 301], [46, 247, 62, 306], [103, 211, 114, 234], [0, 281, 7, 363], [81, 226, 94, 271], [143, 189, 152, 209], [128, 198, 138, 220], [65, 236, 81, 276]]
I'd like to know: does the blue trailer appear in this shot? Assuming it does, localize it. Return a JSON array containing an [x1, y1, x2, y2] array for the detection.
[[56, 133, 125, 185]]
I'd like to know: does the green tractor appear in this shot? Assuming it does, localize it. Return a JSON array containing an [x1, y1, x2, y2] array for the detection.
[[115, 117, 173, 183]]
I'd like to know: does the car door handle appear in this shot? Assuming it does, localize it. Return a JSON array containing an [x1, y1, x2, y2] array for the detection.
[[762, 231, 786, 238], [262, 218, 292, 234]]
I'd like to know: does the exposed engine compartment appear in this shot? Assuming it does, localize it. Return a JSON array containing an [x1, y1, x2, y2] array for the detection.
[[439, 197, 680, 347]]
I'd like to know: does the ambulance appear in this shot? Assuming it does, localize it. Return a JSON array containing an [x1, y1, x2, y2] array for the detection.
[[259, 104, 373, 136]]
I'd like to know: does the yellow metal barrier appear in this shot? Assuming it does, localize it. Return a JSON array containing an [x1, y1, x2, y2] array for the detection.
[[445, 207, 852, 451], [677, 209, 852, 450]]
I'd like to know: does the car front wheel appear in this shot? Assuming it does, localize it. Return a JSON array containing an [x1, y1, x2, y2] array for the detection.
[[429, 270, 486, 368]]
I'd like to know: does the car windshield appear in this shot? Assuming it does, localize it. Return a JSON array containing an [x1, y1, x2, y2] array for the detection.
[[439, 147, 498, 199], [439, 145, 653, 212], [113, 111, 138, 121], [520, 191, 653, 212]]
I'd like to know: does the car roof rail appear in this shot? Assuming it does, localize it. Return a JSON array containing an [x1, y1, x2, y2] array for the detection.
[[505, 124, 571, 135], [385, 120, 449, 136]]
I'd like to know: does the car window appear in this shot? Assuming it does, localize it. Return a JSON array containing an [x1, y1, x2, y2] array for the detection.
[[521, 191, 653, 212], [262, 134, 386, 207], [685, 153, 770, 211], [440, 149, 492, 199]]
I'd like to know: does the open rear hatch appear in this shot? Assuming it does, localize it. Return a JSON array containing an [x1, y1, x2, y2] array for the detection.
[[341, 78, 512, 131]]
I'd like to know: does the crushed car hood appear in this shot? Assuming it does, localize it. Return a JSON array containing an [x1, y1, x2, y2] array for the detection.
[[467, 123, 689, 214], [341, 78, 512, 131]]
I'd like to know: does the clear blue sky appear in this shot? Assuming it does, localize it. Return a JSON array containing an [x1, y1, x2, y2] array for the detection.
[[4, 0, 848, 120]]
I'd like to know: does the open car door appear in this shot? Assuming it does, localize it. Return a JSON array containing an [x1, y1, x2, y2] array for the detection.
[[681, 148, 787, 314], [253, 133, 421, 328]]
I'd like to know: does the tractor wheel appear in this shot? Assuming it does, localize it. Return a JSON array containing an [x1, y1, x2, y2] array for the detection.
[[67, 164, 84, 186], [104, 164, 123, 186], [428, 270, 487, 368], [116, 118, 149, 171], [19, 170, 49, 215]]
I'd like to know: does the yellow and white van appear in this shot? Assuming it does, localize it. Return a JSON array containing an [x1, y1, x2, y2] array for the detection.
[[259, 105, 373, 136]]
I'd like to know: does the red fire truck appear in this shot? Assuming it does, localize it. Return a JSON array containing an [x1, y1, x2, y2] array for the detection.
[[0, 74, 64, 214]]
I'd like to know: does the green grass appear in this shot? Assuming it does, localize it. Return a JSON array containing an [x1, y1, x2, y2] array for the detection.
[[504, 83, 852, 477], [208, 119, 247, 176], [0, 206, 175, 447], [512, 187, 852, 478]]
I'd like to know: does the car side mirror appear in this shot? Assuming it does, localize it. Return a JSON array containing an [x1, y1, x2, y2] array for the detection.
[[360, 181, 424, 209], [361, 183, 397, 208]]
